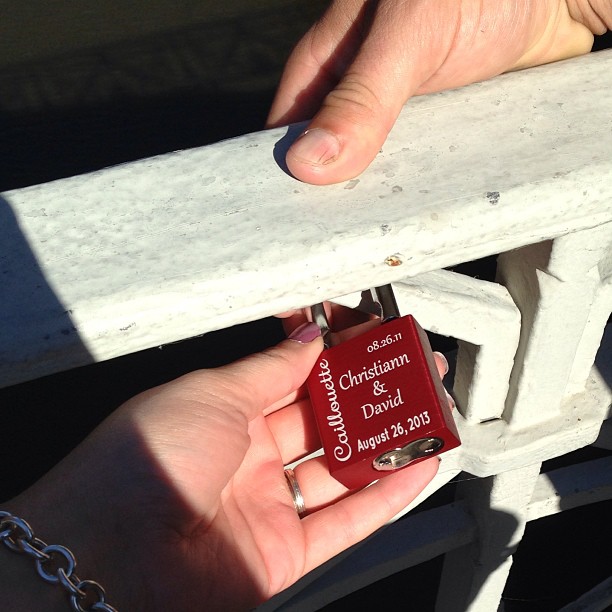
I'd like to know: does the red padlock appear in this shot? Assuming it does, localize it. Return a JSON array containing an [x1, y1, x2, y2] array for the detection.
[[307, 285, 460, 490]]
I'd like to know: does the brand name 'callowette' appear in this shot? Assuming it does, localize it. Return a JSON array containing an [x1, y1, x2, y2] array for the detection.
[[316, 353, 410, 462]]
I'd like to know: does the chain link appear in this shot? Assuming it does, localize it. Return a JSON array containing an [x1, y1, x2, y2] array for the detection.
[[0, 511, 118, 611]]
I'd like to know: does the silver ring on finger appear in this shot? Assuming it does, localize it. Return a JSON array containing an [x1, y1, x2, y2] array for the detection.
[[284, 468, 306, 517]]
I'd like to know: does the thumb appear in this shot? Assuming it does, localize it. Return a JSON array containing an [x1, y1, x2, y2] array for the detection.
[[283, 64, 407, 186], [284, 94, 395, 186], [217, 322, 323, 418], [278, 0, 461, 185], [280, 13, 432, 185]]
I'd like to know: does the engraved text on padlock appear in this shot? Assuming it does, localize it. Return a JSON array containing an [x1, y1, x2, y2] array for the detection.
[[307, 300, 460, 490]]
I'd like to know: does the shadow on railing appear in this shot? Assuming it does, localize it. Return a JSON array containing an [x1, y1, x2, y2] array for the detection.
[[0, 197, 92, 385]]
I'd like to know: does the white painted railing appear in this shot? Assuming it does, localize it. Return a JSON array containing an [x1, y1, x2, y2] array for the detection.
[[2, 49, 611, 611]]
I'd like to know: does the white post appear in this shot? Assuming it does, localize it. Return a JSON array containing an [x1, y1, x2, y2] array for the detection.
[[497, 223, 612, 427]]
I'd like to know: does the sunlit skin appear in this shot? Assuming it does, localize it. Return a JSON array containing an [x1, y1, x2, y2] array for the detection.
[[267, 0, 610, 185]]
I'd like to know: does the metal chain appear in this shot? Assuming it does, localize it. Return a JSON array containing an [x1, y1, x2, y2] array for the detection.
[[0, 511, 118, 611]]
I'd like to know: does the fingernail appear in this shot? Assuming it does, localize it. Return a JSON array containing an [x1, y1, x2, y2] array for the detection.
[[288, 322, 322, 344], [444, 389, 456, 411], [290, 129, 340, 166], [433, 351, 449, 376]]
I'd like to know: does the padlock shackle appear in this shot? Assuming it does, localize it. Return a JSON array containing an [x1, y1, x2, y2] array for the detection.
[[311, 284, 399, 347], [371, 284, 401, 322], [311, 303, 333, 348]]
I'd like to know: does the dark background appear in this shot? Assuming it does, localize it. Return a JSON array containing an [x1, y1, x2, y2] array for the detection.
[[1, 4, 610, 609]]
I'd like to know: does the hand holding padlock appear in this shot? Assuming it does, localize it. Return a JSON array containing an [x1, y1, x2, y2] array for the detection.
[[307, 285, 460, 490]]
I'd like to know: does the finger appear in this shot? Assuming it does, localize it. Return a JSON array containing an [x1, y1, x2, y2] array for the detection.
[[280, 1, 461, 185], [266, 398, 321, 463], [266, 0, 373, 128], [433, 351, 450, 379], [293, 455, 350, 512], [269, 305, 380, 417], [281, 310, 311, 336], [432, 351, 456, 410], [264, 383, 309, 416], [302, 457, 439, 572], [213, 324, 323, 420]]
